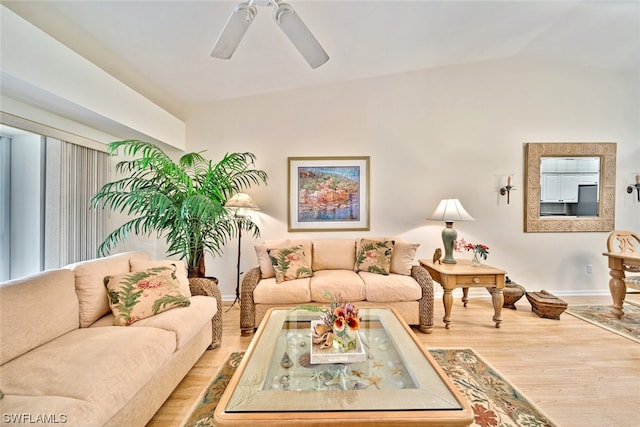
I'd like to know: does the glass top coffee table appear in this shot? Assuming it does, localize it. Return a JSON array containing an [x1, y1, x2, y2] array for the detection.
[[214, 308, 472, 426]]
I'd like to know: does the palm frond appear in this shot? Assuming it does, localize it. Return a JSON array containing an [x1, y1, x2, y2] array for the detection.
[[92, 141, 268, 275]]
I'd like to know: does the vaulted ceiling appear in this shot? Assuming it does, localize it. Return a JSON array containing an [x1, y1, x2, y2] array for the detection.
[[3, 0, 639, 118]]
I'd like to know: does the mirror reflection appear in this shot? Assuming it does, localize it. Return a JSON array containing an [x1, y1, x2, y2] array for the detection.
[[523, 142, 616, 233], [539, 157, 600, 217]]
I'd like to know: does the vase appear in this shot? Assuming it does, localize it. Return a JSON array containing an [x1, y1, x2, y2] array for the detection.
[[333, 327, 357, 352], [471, 249, 482, 266]]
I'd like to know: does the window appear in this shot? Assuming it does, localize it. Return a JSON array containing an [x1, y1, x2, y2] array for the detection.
[[0, 125, 109, 280], [0, 136, 10, 280]]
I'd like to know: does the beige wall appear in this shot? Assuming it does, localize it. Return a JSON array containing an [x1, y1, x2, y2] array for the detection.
[[0, 6, 185, 149], [186, 58, 640, 300], [2, 3, 638, 301]]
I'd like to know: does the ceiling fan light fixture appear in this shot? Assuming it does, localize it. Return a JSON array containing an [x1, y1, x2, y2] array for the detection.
[[210, 2, 258, 59], [273, 3, 329, 69], [210, 0, 328, 68]]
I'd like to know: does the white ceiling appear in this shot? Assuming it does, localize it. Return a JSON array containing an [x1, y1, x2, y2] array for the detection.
[[3, 0, 640, 119]]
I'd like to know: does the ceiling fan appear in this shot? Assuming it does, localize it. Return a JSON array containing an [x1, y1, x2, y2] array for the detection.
[[210, 0, 329, 69]]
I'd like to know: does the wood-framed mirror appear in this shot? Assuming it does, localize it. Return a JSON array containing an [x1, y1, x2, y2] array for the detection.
[[524, 142, 616, 232]]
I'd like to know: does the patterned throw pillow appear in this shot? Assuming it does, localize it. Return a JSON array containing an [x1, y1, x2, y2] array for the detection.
[[355, 239, 395, 275], [267, 245, 314, 284], [104, 265, 191, 326]]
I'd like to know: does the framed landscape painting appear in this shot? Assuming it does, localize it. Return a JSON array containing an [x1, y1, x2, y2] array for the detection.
[[288, 156, 370, 231]]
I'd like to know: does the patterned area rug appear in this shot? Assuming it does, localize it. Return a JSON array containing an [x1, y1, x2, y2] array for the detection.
[[182, 348, 555, 427], [430, 349, 554, 427], [566, 302, 640, 344], [183, 352, 244, 427]]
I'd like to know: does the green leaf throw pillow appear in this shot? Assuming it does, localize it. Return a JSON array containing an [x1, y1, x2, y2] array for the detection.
[[355, 239, 395, 275], [267, 245, 314, 284], [104, 265, 191, 326]]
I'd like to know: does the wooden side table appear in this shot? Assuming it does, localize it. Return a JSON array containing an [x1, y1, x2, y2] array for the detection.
[[419, 259, 506, 329]]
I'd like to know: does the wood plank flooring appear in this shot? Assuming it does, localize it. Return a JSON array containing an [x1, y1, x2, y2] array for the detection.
[[147, 294, 640, 427]]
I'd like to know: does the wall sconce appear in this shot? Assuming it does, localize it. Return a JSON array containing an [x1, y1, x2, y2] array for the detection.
[[499, 175, 515, 204], [627, 174, 640, 202]]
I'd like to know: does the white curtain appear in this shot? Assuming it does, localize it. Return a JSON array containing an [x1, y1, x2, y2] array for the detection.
[[45, 138, 109, 268]]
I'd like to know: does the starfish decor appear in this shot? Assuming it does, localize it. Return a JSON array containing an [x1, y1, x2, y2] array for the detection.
[[367, 374, 383, 389]]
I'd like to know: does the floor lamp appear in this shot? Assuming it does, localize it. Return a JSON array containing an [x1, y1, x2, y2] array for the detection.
[[224, 193, 260, 308]]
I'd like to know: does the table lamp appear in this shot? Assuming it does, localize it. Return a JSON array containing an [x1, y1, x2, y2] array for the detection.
[[428, 198, 475, 264], [224, 193, 260, 307]]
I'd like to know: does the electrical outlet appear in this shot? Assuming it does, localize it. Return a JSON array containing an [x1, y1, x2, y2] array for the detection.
[[587, 264, 592, 274]]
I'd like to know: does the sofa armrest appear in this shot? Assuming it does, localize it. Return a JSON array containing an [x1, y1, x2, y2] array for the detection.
[[411, 265, 434, 334], [240, 267, 262, 336], [188, 277, 222, 349]]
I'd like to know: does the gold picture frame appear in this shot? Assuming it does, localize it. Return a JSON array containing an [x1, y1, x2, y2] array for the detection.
[[288, 156, 370, 232]]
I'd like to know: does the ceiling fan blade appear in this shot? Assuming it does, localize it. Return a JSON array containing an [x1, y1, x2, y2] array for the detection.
[[273, 3, 329, 69], [211, 2, 258, 59]]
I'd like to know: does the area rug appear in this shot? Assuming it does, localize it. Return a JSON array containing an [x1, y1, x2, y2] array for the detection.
[[182, 349, 555, 427], [566, 302, 640, 344], [182, 352, 244, 427]]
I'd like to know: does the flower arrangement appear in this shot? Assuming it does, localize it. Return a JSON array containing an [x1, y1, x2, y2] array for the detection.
[[455, 238, 489, 265], [295, 292, 361, 352], [321, 299, 361, 333], [463, 242, 489, 259]]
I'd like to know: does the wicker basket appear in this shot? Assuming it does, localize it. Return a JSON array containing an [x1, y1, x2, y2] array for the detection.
[[503, 282, 526, 309]]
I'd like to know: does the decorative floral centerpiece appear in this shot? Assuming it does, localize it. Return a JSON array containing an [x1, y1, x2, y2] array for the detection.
[[297, 293, 362, 352], [455, 238, 490, 266]]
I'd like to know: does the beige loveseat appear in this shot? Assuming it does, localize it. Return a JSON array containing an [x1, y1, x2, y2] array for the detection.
[[0, 252, 221, 427], [240, 238, 434, 336]]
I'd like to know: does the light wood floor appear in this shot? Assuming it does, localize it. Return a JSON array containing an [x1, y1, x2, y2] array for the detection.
[[148, 294, 640, 427]]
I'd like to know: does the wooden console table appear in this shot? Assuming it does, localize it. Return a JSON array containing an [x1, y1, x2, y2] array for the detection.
[[419, 259, 506, 329], [602, 251, 640, 319]]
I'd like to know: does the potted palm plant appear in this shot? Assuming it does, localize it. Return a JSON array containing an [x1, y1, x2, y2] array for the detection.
[[90, 139, 268, 278]]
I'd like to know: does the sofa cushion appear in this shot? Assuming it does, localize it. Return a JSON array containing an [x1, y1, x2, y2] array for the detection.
[[309, 270, 366, 302], [312, 239, 356, 271], [255, 239, 312, 279], [354, 239, 395, 275], [67, 251, 150, 327], [105, 266, 191, 326], [390, 242, 420, 275], [0, 394, 99, 426], [359, 271, 422, 302], [130, 258, 192, 297], [255, 239, 288, 279], [91, 295, 216, 350], [0, 326, 175, 426], [268, 245, 314, 283], [0, 269, 78, 365], [355, 237, 385, 256], [253, 277, 312, 304]]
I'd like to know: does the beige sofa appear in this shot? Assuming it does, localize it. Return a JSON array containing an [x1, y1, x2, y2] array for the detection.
[[0, 252, 221, 427], [240, 238, 434, 336]]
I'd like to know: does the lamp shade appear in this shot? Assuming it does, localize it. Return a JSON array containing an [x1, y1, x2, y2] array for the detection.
[[225, 193, 260, 210], [428, 198, 475, 222]]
